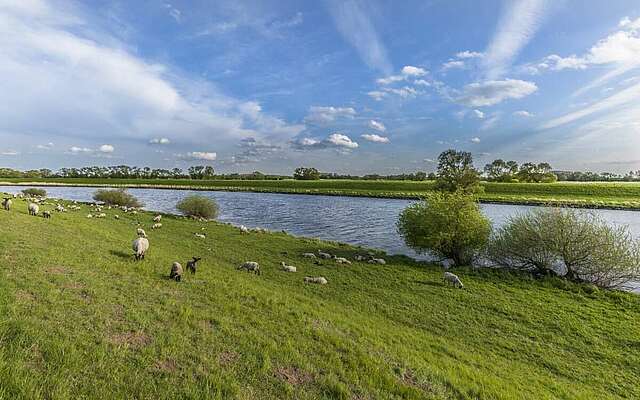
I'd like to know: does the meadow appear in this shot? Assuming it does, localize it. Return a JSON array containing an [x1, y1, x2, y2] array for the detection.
[[0, 193, 638, 399], [2, 178, 640, 209]]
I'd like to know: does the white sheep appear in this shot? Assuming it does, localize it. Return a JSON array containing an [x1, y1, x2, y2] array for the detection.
[[194, 233, 206, 239], [55, 204, 65, 212], [42, 211, 52, 219], [368, 258, 386, 265], [237, 261, 260, 275], [169, 262, 183, 282], [304, 276, 328, 285], [354, 255, 366, 261], [333, 256, 351, 265], [136, 228, 147, 238], [239, 225, 250, 233], [280, 262, 297, 273], [302, 252, 316, 259], [86, 214, 93, 218], [114, 215, 120, 220], [2, 198, 11, 211], [318, 250, 332, 259], [28, 203, 39, 216], [132, 237, 150, 261], [96, 213, 107, 218], [153, 215, 162, 223], [443, 271, 464, 288], [152, 223, 162, 229]]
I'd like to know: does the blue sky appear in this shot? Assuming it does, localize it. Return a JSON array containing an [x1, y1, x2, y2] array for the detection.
[[1, 0, 639, 174]]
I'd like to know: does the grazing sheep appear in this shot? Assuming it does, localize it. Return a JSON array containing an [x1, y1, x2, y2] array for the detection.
[[28, 203, 39, 216], [239, 225, 250, 233], [96, 213, 107, 218], [55, 204, 65, 212], [302, 253, 316, 259], [280, 262, 297, 272], [194, 233, 206, 239], [42, 211, 52, 219], [153, 215, 162, 223], [136, 228, 147, 238], [354, 255, 366, 261], [86, 214, 93, 218], [368, 258, 386, 265], [186, 257, 201, 274], [318, 250, 332, 259], [443, 272, 464, 289], [169, 262, 183, 282], [152, 223, 162, 229], [114, 215, 120, 220], [132, 237, 150, 261], [304, 276, 328, 285], [237, 261, 260, 275], [2, 198, 11, 211], [333, 256, 351, 265]]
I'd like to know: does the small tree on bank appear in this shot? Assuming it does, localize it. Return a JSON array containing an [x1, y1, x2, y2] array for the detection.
[[93, 189, 142, 207], [435, 149, 480, 193], [293, 167, 320, 180], [176, 195, 219, 219], [397, 191, 491, 266], [21, 188, 47, 197]]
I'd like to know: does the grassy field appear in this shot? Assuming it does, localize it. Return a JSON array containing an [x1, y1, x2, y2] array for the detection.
[[0, 194, 638, 399], [2, 178, 640, 209]]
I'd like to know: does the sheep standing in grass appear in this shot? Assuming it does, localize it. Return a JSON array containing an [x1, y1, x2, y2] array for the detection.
[[169, 262, 183, 282], [152, 223, 162, 229], [28, 203, 39, 216], [239, 225, 250, 233], [280, 262, 297, 272], [333, 256, 351, 265], [2, 198, 11, 211], [443, 272, 464, 289], [132, 237, 150, 261], [186, 257, 201, 274], [318, 250, 332, 259], [237, 261, 260, 275], [304, 276, 328, 285], [194, 233, 206, 239], [42, 211, 51, 219], [153, 215, 162, 223], [136, 228, 147, 238], [368, 258, 386, 265], [302, 253, 316, 259]]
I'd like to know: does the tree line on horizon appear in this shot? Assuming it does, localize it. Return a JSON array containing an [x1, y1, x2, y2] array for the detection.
[[1, 149, 639, 182]]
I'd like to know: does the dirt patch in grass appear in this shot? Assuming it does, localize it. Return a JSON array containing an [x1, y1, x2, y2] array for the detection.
[[15, 290, 35, 302], [154, 358, 178, 373], [398, 368, 437, 394], [218, 350, 239, 367], [61, 281, 85, 290], [109, 331, 152, 349], [27, 344, 45, 371], [46, 266, 71, 274], [274, 366, 314, 386]]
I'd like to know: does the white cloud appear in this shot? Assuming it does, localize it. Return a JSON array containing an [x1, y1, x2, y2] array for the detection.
[[327, 133, 358, 148], [480, 114, 500, 131], [69, 146, 93, 154], [164, 3, 181, 23], [304, 106, 356, 123], [149, 137, 170, 145], [178, 151, 217, 161], [513, 110, 534, 117], [473, 109, 485, 119], [470, 137, 481, 143], [99, 144, 114, 153], [456, 79, 538, 107], [456, 50, 484, 59], [414, 79, 430, 86], [483, 0, 550, 78], [361, 133, 389, 143], [367, 90, 386, 101], [328, 0, 392, 74], [377, 65, 428, 85], [442, 60, 465, 70], [401, 66, 427, 76], [368, 119, 386, 132], [291, 133, 359, 151], [36, 142, 54, 150], [1, 150, 19, 156], [384, 86, 418, 99]]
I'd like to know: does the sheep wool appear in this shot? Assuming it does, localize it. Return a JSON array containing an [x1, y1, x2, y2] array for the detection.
[[132, 237, 150, 261]]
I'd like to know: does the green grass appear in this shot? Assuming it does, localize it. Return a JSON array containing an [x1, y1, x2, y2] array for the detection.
[[0, 194, 638, 399], [3, 178, 640, 209]]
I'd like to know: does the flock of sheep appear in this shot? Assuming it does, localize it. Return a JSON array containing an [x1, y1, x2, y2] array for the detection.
[[2, 191, 466, 289]]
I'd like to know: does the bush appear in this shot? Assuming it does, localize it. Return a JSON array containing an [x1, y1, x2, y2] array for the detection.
[[93, 189, 142, 208], [487, 208, 640, 289], [397, 191, 491, 266], [21, 188, 46, 197], [176, 195, 218, 219]]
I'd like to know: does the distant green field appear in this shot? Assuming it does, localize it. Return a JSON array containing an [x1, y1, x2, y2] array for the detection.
[[2, 178, 640, 209], [0, 193, 638, 399]]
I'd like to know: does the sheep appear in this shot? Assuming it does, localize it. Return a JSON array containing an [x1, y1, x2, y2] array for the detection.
[[2, 198, 11, 211], [132, 237, 149, 261], [354, 255, 366, 261], [153, 215, 162, 223], [114, 215, 120, 220], [28, 203, 39, 216], [237, 261, 260, 275], [55, 204, 65, 212], [96, 213, 107, 218], [239, 225, 250, 233], [136, 228, 147, 238], [333, 256, 351, 265], [42, 211, 52, 219], [194, 233, 206, 239], [368, 258, 386, 265], [86, 214, 93, 218], [169, 262, 183, 282], [280, 262, 297, 272], [443, 271, 464, 289], [317, 250, 332, 259], [304, 276, 328, 285], [186, 257, 201, 274], [302, 253, 316, 259], [151, 223, 162, 229]]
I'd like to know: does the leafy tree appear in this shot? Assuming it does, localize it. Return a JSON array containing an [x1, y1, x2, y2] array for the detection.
[[293, 167, 320, 180], [397, 191, 491, 266], [435, 149, 480, 193], [176, 195, 219, 219], [22, 188, 46, 197], [484, 159, 519, 182], [93, 189, 142, 207], [517, 162, 557, 183], [188, 166, 206, 179]]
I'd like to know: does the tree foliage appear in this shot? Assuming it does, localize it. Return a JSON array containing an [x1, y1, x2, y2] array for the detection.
[[293, 167, 320, 180], [484, 159, 519, 182], [435, 149, 480, 193], [176, 195, 219, 219], [517, 162, 557, 183], [397, 191, 491, 266], [21, 188, 47, 197], [93, 189, 142, 208]]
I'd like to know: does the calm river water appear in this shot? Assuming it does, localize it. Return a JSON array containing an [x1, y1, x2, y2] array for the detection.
[[2, 185, 640, 260]]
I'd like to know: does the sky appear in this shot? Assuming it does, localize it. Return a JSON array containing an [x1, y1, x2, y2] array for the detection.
[[1, 0, 640, 175]]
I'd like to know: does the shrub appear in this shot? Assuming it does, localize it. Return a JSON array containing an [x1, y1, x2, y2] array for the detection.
[[21, 188, 46, 197], [93, 189, 142, 208], [176, 195, 218, 219], [487, 208, 640, 289], [397, 191, 491, 266]]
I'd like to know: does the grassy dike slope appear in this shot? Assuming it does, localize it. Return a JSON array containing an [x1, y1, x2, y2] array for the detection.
[[0, 196, 638, 399]]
